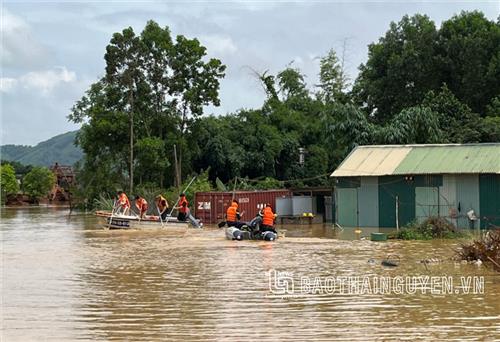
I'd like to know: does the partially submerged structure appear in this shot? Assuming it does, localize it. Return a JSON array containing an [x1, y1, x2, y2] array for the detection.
[[331, 144, 500, 229]]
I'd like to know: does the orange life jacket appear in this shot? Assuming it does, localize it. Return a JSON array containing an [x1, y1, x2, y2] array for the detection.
[[119, 193, 130, 208], [262, 206, 275, 226], [136, 198, 148, 212], [226, 204, 238, 222], [179, 197, 188, 213]]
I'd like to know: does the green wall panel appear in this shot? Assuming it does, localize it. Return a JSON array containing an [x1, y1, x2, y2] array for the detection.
[[479, 174, 500, 229], [336, 188, 358, 227], [378, 176, 415, 228], [358, 177, 379, 227]]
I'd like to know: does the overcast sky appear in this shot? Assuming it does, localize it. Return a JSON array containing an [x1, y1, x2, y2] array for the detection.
[[1, 1, 498, 145]]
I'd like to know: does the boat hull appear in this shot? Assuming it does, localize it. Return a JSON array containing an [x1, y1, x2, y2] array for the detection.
[[96, 211, 189, 231]]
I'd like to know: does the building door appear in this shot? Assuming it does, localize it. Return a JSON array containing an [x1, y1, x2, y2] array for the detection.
[[336, 188, 358, 227]]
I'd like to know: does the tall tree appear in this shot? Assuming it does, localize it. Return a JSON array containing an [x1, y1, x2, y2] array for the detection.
[[437, 11, 500, 115], [317, 49, 349, 103], [69, 21, 225, 200], [105, 27, 145, 193], [352, 14, 440, 122]]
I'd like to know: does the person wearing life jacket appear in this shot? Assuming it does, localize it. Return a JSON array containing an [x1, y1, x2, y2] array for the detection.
[[155, 195, 169, 221], [116, 191, 130, 215], [175, 193, 189, 221], [134, 195, 148, 219], [175, 193, 203, 228], [226, 200, 244, 228], [260, 203, 277, 233]]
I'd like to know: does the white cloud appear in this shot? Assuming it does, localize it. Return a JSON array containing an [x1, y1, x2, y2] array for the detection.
[[199, 35, 238, 56], [1, 8, 51, 69], [0, 78, 18, 92], [20, 67, 76, 94], [1, 67, 77, 95]]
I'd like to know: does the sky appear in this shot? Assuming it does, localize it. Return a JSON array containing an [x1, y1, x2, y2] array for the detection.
[[1, 1, 498, 146]]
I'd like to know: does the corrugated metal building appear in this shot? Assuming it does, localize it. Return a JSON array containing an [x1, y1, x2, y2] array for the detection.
[[331, 144, 500, 229]]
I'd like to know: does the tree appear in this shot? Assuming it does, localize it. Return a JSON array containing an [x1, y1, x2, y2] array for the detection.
[[277, 66, 308, 101], [69, 21, 226, 202], [422, 84, 481, 143], [135, 137, 169, 186], [1, 164, 19, 203], [382, 106, 442, 144], [322, 103, 377, 154], [104, 26, 145, 194], [352, 14, 440, 122], [23, 167, 55, 202], [317, 48, 349, 103], [437, 11, 500, 115], [486, 95, 500, 117], [478, 116, 500, 142]]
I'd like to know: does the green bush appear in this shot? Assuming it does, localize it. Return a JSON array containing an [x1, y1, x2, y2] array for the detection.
[[397, 217, 467, 240], [23, 166, 56, 202], [1, 163, 19, 204]]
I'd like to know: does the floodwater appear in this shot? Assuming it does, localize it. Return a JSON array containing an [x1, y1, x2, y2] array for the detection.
[[1, 207, 499, 341]]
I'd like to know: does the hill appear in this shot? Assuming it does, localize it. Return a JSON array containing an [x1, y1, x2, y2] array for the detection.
[[1, 131, 83, 166]]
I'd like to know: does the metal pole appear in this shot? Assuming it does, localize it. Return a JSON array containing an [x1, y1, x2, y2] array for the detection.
[[167, 176, 197, 220], [157, 206, 165, 228], [395, 195, 399, 232]]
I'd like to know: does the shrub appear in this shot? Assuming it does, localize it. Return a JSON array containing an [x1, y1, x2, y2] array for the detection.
[[397, 217, 466, 240], [457, 230, 500, 271]]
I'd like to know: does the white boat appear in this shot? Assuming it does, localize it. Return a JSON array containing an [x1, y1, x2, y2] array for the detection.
[[96, 210, 189, 232]]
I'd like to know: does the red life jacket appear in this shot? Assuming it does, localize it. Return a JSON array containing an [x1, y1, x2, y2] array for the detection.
[[262, 206, 275, 226]]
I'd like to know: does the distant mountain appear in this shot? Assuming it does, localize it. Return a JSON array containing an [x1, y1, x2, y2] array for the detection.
[[1, 131, 83, 166]]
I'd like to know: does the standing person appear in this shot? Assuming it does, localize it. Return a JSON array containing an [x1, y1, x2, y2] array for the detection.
[[116, 191, 130, 215], [226, 200, 244, 228], [155, 195, 169, 221], [134, 195, 148, 219], [175, 193, 202, 228], [260, 203, 277, 234]]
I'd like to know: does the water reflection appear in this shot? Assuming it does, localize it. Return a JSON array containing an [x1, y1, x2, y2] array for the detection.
[[1, 208, 499, 340]]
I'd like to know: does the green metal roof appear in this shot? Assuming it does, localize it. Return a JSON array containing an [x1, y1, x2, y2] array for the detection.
[[331, 144, 500, 177]]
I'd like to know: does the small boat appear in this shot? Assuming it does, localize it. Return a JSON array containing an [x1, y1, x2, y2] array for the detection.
[[225, 226, 278, 241], [95, 210, 189, 232]]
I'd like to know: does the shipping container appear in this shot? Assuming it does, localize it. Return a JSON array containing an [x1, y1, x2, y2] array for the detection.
[[194, 190, 292, 224]]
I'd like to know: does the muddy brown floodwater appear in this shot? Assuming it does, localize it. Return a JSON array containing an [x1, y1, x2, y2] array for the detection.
[[1, 207, 499, 341]]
